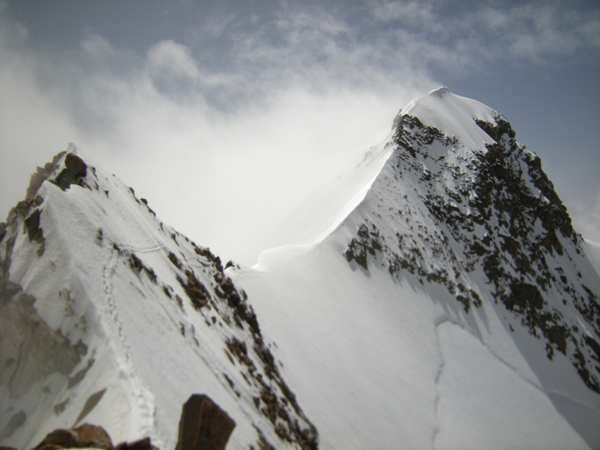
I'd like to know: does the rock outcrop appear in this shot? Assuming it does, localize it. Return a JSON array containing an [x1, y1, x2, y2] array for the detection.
[[175, 394, 235, 450], [26, 394, 234, 450]]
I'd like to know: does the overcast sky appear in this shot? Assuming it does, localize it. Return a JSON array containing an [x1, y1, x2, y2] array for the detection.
[[1, 0, 599, 264]]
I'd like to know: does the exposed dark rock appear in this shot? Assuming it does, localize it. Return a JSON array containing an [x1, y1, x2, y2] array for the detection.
[[224, 336, 318, 450], [96, 228, 104, 246], [345, 224, 383, 270], [24, 209, 44, 246], [53, 153, 88, 191], [168, 252, 183, 270], [115, 437, 157, 450], [177, 270, 210, 310], [192, 244, 223, 272], [128, 253, 157, 284], [175, 394, 235, 450]]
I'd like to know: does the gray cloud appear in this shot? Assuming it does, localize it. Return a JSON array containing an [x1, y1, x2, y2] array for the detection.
[[368, 0, 600, 65]]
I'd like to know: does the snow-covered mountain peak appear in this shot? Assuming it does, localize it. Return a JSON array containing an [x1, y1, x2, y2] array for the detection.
[[400, 87, 499, 149], [233, 84, 600, 449]]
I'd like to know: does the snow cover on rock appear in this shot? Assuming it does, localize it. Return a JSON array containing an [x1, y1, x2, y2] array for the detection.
[[401, 86, 497, 149], [0, 152, 317, 450], [2, 87, 599, 450], [234, 88, 600, 450]]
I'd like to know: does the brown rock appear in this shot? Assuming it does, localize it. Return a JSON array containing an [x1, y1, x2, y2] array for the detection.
[[64, 153, 87, 178], [115, 437, 157, 450], [175, 394, 236, 450], [33, 446, 62, 450], [74, 424, 113, 449], [33, 429, 78, 449], [0, 446, 19, 450], [53, 153, 87, 191]]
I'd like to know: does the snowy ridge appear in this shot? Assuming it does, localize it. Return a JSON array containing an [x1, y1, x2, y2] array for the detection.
[[0, 152, 318, 450]]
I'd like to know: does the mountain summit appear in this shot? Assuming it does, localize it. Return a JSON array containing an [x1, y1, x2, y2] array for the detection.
[[2, 89, 599, 450], [236, 88, 600, 449]]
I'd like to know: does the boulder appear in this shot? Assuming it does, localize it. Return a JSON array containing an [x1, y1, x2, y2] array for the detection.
[[115, 437, 156, 450], [53, 153, 87, 191], [33, 429, 78, 449], [175, 394, 235, 450], [74, 424, 113, 449]]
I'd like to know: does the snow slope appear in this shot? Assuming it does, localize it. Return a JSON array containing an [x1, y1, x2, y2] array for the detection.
[[233, 88, 600, 450], [0, 152, 317, 450]]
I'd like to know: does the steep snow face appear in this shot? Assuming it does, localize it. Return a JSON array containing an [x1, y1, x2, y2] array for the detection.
[[0, 153, 317, 450], [234, 89, 600, 450]]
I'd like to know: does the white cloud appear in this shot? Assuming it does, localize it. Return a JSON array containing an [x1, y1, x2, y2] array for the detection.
[[81, 34, 114, 60], [0, 12, 428, 265], [147, 40, 201, 81]]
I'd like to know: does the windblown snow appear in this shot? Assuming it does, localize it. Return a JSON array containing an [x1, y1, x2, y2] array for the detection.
[[1, 88, 599, 450]]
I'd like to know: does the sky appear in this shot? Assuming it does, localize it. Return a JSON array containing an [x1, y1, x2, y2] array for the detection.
[[0, 0, 599, 264]]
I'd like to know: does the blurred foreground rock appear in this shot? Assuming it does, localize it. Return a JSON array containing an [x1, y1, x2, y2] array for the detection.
[[26, 394, 234, 450]]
